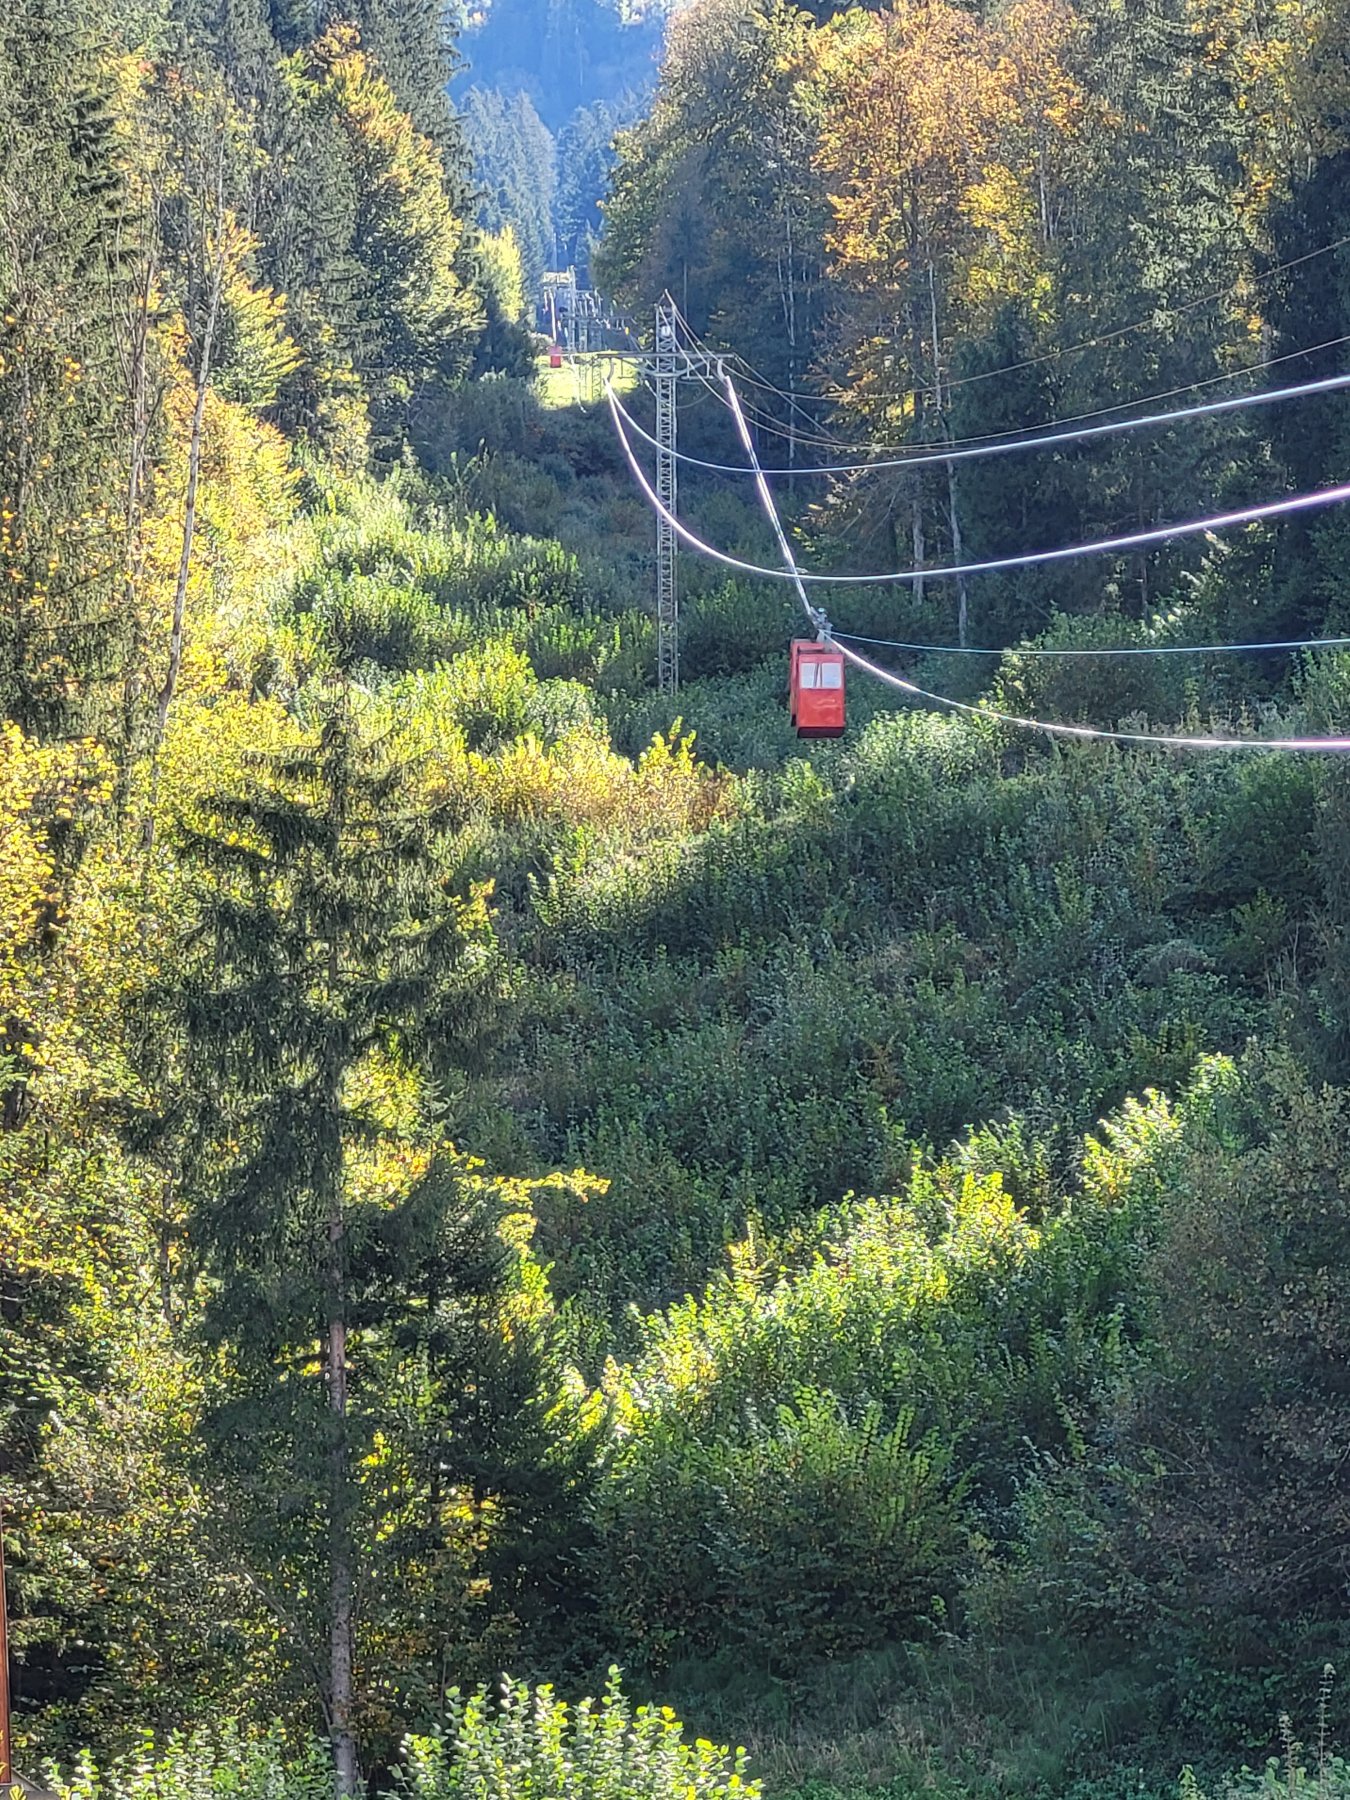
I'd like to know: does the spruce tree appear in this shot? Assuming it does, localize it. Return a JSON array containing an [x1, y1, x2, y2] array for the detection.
[[337, 0, 474, 186], [290, 29, 482, 444], [268, 0, 316, 51], [461, 85, 557, 293], [0, 2, 133, 740], [171, 0, 280, 97], [174, 699, 507, 1796], [555, 98, 632, 278]]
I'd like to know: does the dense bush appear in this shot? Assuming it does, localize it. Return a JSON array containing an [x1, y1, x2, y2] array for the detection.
[[20, 0, 1350, 1776], [394, 1671, 759, 1800], [486, 706, 1276, 1321], [680, 581, 799, 680], [294, 573, 475, 672], [1110, 1053, 1350, 1670], [47, 1728, 331, 1800], [1183, 1698, 1350, 1800], [991, 611, 1192, 727], [42, 1686, 758, 1800], [581, 1074, 1203, 1673], [241, 473, 1350, 1742]]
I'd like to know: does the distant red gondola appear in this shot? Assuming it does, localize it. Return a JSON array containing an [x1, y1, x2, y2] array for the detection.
[[789, 638, 846, 738], [549, 345, 564, 368]]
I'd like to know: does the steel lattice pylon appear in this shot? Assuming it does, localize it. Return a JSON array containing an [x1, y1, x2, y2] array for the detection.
[[627, 296, 722, 694], [654, 297, 680, 694]]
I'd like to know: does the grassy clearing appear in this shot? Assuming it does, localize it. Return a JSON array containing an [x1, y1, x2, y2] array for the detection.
[[535, 349, 642, 409]]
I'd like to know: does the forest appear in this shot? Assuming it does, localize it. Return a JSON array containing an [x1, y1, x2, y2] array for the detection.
[[5, 0, 1350, 1796], [452, 0, 663, 293]]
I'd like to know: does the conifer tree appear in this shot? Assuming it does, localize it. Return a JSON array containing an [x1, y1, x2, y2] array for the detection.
[[174, 698, 507, 1795], [555, 99, 626, 278], [0, 1, 133, 739], [342, 0, 463, 154], [278, 27, 483, 447], [269, 0, 316, 51], [461, 84, 558, 294]]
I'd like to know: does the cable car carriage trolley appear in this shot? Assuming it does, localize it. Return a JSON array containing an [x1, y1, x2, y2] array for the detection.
[[789, 638, 846, 737]]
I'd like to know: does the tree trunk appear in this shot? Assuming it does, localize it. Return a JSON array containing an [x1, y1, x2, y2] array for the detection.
[[1134, 463, 1149, 617], [327, 1261, 358, 1800], [114, 232, 161, 822], [905, 294, 927, 605], [325, 824, 357, 1800], [158, 1187, 175, 1328], [781, 168, 798, 497], [927, 263, 968, 645], [141, 207, 225, 853], [911, 488, 926, 609], [947, 458, 968, 648], [156, 259, 221, 743]]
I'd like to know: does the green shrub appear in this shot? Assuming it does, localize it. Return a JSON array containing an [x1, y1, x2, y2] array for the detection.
[[681, 582, 798, 680], [990, 612, 1192, 728], [393, 1670, 759, 1800], [1099, 1050, 1350, 1661], [579, 1064, 1235, 1676], [295, 572, 472, 672], [523, 608, 652, 693], [47, 1726, 331, 1800], [399, 641, 537, 749], [1189, 1765, 1350, 1800], [1184, 1702, 1350, 1800], [448, 531, 587, 615]]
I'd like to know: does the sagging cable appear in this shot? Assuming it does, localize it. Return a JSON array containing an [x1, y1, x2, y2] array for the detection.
[[605, 382, 1350, 588], [721, 372, 1350, 753], [608, 366, 1350, 478]]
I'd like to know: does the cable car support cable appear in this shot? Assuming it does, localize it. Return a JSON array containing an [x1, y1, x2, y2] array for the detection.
[[826, 636, 1350, 752], [606, 384, 1350, 588], [610, 365, 1350, 477], [690, 330, 1350, 458], [662, 291, 1350, 456], [717, 371, 1350, 753], [830, 628, 1350, 657], [666, 233, 1350, 441]]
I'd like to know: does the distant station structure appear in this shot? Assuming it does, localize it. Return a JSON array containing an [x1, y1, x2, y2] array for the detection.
[[539, 268, 633, 354]]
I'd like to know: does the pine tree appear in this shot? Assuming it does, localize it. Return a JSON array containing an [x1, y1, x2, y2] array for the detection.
[[340, 0, 452, 134], [268, 0, 316, 51], [353, 1163, 601, 1746], [338, 0, 478, 219], [1256, 152, 1350, 633], [943, 303, 1081, 646], [172, 0, 280, 94]]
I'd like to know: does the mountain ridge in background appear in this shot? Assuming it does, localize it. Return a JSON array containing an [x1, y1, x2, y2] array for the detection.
[[451, 0, 670, 290], [454, 0, 666, 128]]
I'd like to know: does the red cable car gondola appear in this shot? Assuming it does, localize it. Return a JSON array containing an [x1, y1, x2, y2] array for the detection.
[[789, 638, 846, 738], [549, 344, 564, 368]]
